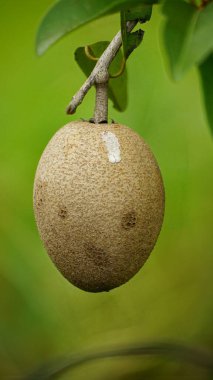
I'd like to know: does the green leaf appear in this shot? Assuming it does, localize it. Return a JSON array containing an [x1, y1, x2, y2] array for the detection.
[[199, 53, 213, 134], [75, 41, 127, 112], [36, 0, 158, 55], [122, 4, 153, 21], [162, 0, 213, 80], [124, 30, 144, 59], [121, 5, 152, 60]]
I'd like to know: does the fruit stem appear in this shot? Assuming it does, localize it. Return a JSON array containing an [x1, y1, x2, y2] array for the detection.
[[93, 83, 108, 123], [66, 20, 137, 117], [93, 68, 109, 123]]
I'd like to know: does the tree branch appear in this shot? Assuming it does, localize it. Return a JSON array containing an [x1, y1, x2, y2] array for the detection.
[[25, 341, 213, 379], [66, 20, 137, 116]]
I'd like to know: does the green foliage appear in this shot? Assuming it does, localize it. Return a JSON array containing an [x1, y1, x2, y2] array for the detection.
[[36, 0, 213, 133], [75, 41, 127, 111], [121, 5, 152, 59], [36, 0, 158, 55], [122, 29, 144, 60], [199, 53, 213, 135], [162, 0, 213, 132], [162, 0, 213, 80]]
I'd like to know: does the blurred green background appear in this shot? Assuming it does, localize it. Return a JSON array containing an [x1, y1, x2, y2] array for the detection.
[[0, 1, 213, 378]]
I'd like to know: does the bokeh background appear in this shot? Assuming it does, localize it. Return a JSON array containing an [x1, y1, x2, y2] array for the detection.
[[0, 1, 213, 379]]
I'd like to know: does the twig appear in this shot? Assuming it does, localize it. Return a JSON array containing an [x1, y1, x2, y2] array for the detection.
[[25, 341, 213, 380], [66, 20, 137, 120]]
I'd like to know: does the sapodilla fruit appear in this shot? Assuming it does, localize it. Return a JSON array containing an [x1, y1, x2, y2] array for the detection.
[[33, 121, 165, 292]]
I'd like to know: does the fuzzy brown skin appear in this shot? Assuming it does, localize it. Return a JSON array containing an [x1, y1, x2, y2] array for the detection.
[[33, 121, 165, 292]]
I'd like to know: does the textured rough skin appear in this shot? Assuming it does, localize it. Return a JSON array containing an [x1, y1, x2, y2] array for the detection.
[[33, 121, 165, 292]]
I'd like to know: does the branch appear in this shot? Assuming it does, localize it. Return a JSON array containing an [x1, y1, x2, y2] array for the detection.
[[66, 20, 137, 116], [25, 341, 213, 379]]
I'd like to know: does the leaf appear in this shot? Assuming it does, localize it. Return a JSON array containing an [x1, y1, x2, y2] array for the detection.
[[122, 4, 153, 21], [36, 0, 158, 55], [199, 53, 213, 134], [121, 5, 152, 60], [123, 30, 144, 59], [75, 41, 127, 112], [162, 0, 213, 80]]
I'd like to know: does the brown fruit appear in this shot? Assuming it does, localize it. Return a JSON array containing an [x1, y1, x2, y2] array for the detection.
[[33, 121, 165, 292]]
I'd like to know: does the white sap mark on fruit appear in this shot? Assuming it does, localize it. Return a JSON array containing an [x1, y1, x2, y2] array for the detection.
[[101, 131, 121, 164]]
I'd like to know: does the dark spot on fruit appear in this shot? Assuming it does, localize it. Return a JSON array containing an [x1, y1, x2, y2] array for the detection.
[[37, 198, 43, 207], [89, 118, 95, 124], [85, 242, 108, 266], [58, 207, 68, 219], [35, 180, 48, 208], [122, 211, 137, 230]]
